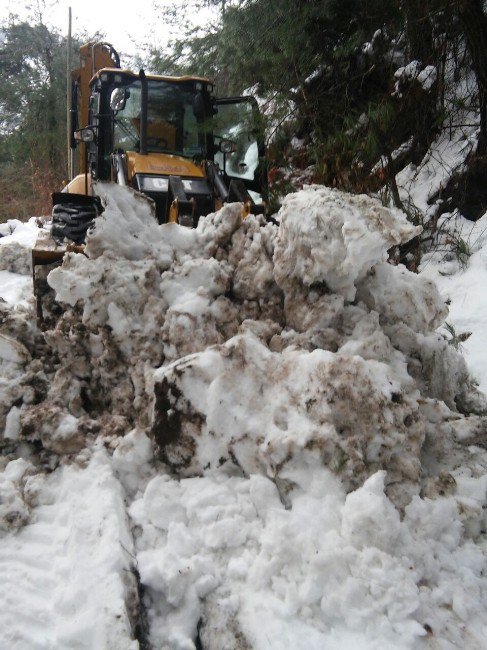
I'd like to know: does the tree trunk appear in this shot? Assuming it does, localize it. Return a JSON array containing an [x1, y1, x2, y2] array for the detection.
[[455, 0, 487, 154], [404, 0, 434, 63]]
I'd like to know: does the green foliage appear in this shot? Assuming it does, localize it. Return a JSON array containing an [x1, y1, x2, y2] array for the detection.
[[448, 233, 471, 269], [1, 22, 62, 151], [400, 200, 425, 228], [146, 0, 446, 199], [2, 0, 485, 224], [0, 16, 84, 219]]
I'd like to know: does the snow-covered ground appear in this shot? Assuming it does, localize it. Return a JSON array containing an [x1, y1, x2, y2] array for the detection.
[[420, 212, 487, 395], [0, 451, 139, 650], [1, 182, 487, 649]]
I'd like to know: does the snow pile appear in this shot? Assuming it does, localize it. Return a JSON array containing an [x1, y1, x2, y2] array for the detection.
[[0, 218, 39, 275], [0, 218, 39, 307], [153, 334, 428, 504], [0, 458, 32, 532], [42, 184, 279, 428], [273, 187, 421, 300], [0, 449, 140, 649], [130, 468, 487, 649], [2, 183, 487, 649], [145, 185, 481, 509]]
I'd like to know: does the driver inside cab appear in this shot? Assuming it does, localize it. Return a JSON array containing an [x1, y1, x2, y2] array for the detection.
[[132, 109, 176, 151]]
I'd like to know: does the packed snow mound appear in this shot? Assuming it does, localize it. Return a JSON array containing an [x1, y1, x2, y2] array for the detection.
[[0, 458, 33, 532], [356, 262, 447, 333], [35, 183, 483, 497], [274, 186, 421, 300], [0, 218, 40, 275], [152, 332, 425, 501], [130, 468, 487, 650], [3, 183, 487, 649]]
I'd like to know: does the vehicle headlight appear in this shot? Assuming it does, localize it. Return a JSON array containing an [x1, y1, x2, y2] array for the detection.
[[138, 176, 169, 192]]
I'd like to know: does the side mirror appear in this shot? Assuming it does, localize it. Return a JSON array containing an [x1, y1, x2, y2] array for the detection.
[[74, 127, 96, 143], [110, 87, 128, 112]]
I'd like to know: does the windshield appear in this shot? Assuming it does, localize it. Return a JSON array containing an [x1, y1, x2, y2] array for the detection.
[[112, 80, 204, 158]]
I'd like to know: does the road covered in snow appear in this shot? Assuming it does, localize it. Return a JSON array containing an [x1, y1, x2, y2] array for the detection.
[[1, 184, 487, 649]]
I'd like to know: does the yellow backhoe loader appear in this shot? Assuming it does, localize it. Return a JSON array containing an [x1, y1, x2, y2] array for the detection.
[[32, 42, 268, 319]]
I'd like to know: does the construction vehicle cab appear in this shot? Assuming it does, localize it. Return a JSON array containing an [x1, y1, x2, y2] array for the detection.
[[66, 42, 267, 228], [32, 42, 268, 322]]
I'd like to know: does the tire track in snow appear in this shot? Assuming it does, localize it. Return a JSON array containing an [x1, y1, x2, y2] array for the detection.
[[0, 450, 139, 650]]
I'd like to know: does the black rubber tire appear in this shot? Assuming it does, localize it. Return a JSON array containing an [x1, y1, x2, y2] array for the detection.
[[51, 202, 98, 244]]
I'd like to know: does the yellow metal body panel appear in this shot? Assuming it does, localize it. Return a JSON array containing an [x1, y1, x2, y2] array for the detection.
[[75, 44, 119, 128], [64, 174, 91, 195], [92, 67, 211, 85], [169, 200, 179, 223], [242, 201, 252, 218], [126, 152, 206, 181]]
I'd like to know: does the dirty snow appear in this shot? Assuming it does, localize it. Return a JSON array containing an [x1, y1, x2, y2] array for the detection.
[[1, 183, 487, 649]]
